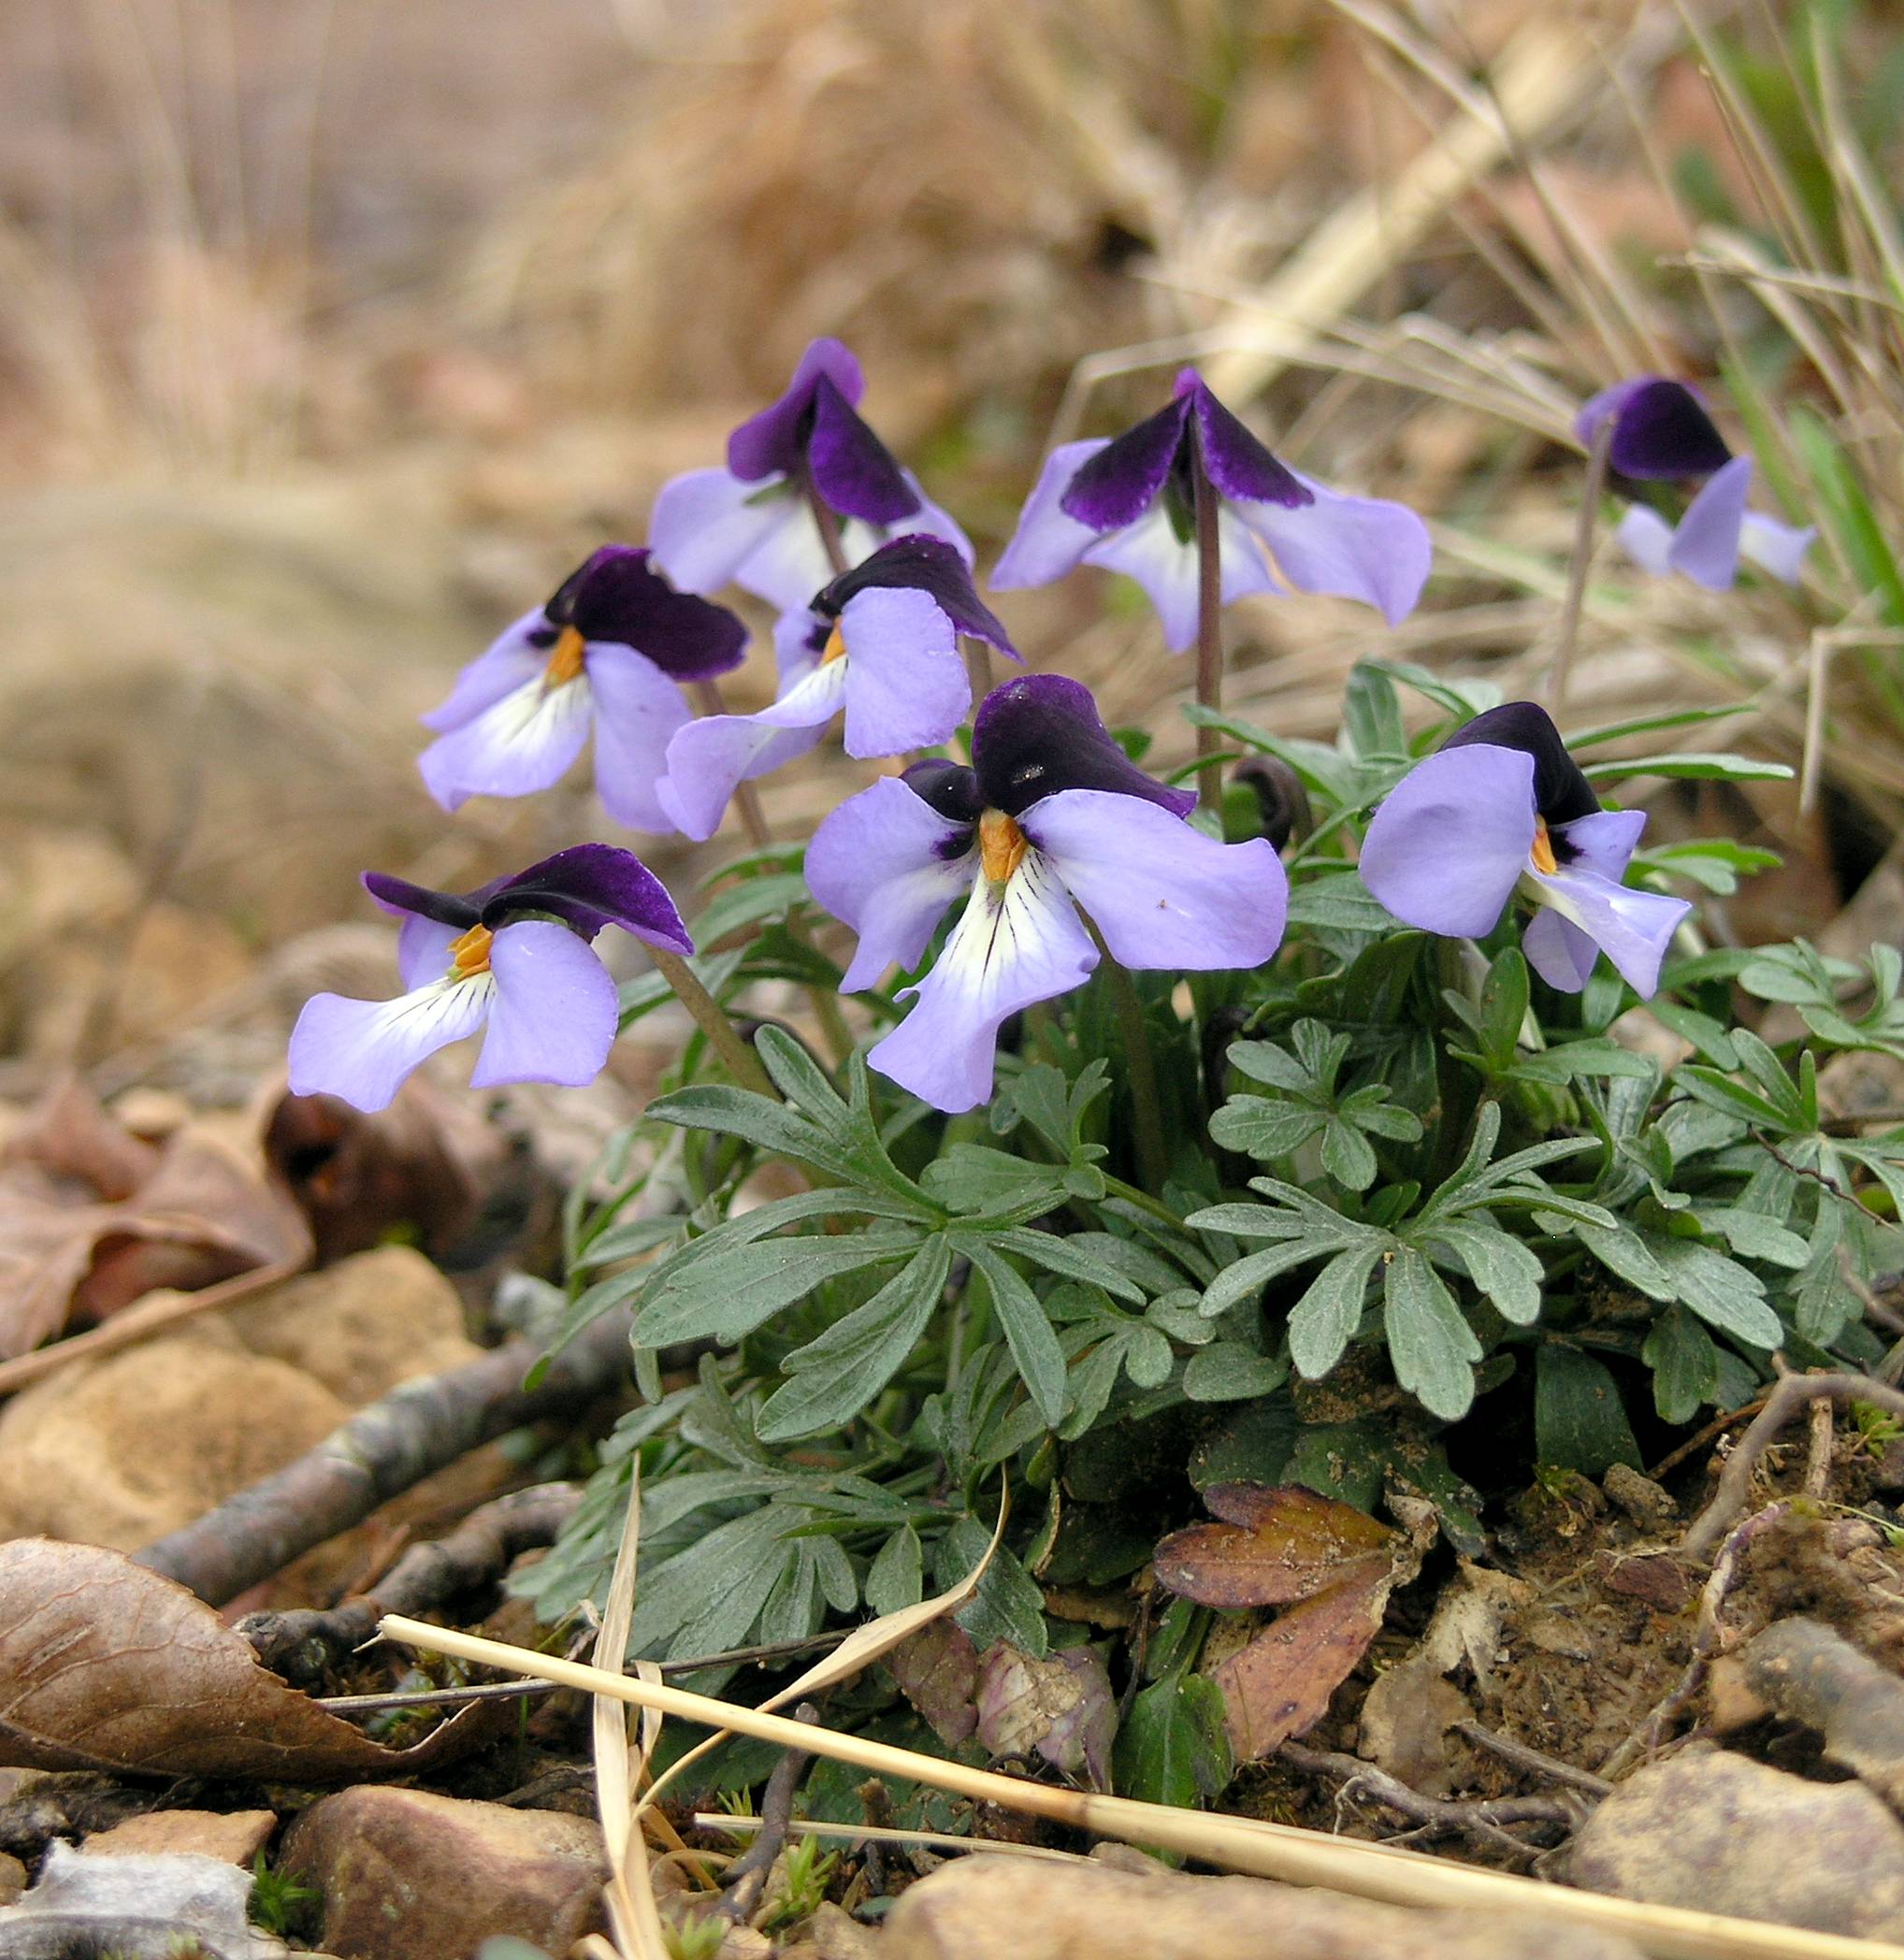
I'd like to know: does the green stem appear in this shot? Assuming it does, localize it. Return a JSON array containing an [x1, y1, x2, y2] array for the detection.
[[647, 944, 779, 1100], [804, 478, 852, 580], [1191, 454, 1226, 814], [1103, 1175, 1183, 1229], [1088, 920, 1169, 1195]]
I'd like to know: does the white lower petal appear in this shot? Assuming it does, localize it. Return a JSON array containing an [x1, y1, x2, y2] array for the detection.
[[288, 972, 494, 1113], [1739, 512, 1816, 584], [1081, 501, 1274, 653], [1523, 865, 1690, 999], [1615, 505, 1677, 577], [417, 670, 593, 810]]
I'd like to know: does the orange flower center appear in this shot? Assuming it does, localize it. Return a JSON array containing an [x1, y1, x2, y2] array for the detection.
[[1530, 817, 1558, 876], [820, 623, 848, 666], [980, 809, 1028, 886], [543, 624, 587, 687], [447, 922, 494, 978]]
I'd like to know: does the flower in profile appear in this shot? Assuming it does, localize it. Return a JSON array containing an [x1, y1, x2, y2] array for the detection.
[[1358, 702, 1690, 997], [419, 547, 746, 834], [657, 535, 1019, 842], [808, 675, 1289, 1112], [288, 845, 691, 1112], [988, 370, 1431, 649], [1577, 377, 1814, 591], [648, 338, 973, 612]]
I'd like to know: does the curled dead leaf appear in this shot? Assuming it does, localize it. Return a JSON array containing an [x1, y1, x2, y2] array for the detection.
[[1153, 1483, 1396, 1609], [0, 1537, 498, 1780]]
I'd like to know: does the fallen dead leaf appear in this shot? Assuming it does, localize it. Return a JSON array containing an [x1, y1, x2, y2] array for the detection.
[[1153, 1483, 1396, 1608], [888, 1618, 981, 1748], [975, 1644, 1115, 1790], [0, 1537, 497, 1780]]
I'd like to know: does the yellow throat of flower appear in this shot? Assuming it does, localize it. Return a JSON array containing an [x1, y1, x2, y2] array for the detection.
[[820, 623, 848, 666], [447, 922, 495, 979], [1530, 817, 1558, 876], [980, 810, 1028, 886], [543, 625, 587, 687]]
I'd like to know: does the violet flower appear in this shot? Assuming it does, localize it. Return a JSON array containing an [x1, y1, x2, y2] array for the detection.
[[657, 535, 1019, 842], [807, 675, 1289, 1112], [1577, 377, 1814, 591], [288, 845, 691, 1113], [419, 547, 746, 834], [989, 370, 1431, 649], [1358, 702, 1690, 997], [648, 338, 973, 612]]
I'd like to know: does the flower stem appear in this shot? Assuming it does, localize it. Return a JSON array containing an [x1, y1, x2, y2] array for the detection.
[[1549, 413, 1613, 713], [1086, 919, 1169, 1195], [689, 680, 772, 851], [647, 944, 779, 1099], [964, 640, 994, 702], [804, 479, 852, 580], [1191, 456, 1225, 814]]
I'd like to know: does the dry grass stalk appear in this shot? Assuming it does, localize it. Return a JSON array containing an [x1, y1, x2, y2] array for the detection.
[[694, 1812, 1089, 1866], [382, 1613, 1904, 1960]]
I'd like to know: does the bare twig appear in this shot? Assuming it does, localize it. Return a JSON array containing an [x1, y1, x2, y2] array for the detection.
[[133, 1306, 636, 1605], [1646, 1394, 1770, 1480], [1278, 1740, 1578, 1864], [718, 1704, 820, 1922], [1682, 1373, 1904, 1560], [1805, 1397, 1837, 1500], [1453, 1721, 1612, 1797]]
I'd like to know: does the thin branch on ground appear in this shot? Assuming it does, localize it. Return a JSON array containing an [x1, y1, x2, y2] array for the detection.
[[133, 1305, 637, 1606], [1453, 1721, 1612, 1797], [1277, 1740, 1579, 1863], [1805, 1396, 1837, 1500], [1645, 1393, 1769, 1480], [717, 1703, 820, 1922], [1681, 1371, 1904, 1560]]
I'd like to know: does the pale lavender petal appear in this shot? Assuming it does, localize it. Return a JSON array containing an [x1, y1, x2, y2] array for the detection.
[[989, 440, 1109, 589], [1739, 511, 1816, 584], [806, 776, 976, 991], [648, 466, 802, 599], [1666, 454, 1753, 591], [397, 915, 460, 991], [488, 843, 692, 952], [416, 671, 593, 812], [422, 610, 552, 733], [870, 852, 1097, 1112], [1233, 469, 1432, 626], [656, 709, 829, 843], [584, 645, 695, 834], [820, 535, 1015, 654], [469, 920, 619, 1089], [1079, 499, 1275, 653], [1020, 788, 1287, 972], [288, 972, 493, 1113], [1551, 807, 1646, 882], [1522, 908, 1600, 991], [732, 500, 849, 613], [1614, 503, 1676, 577], [902, 473, 976, 569], [751, 653, 852, 731], [1525, 863, 1691, 999], [838, 586, 970, 757], [1359, 744, 1536, 938]]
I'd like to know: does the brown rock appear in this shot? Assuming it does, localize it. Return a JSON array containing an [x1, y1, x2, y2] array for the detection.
[[222, 1246, 480, 1406], [0, 1326, 347, 1548], [1569, 1745, 1904, 1941], [883, 1854, 1644, 1960], [81, 1809, 275, 1866], [281, 1785, 608, 1959], [0, 1854, 22, 1905]]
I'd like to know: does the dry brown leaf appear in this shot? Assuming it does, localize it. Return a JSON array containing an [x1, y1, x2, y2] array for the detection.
[[887, 1618, 981, 1747], [0, 1080, 310, 1360], [0, 1537, 492, 1780], [1153, 1483, 1396, 1609], [974, 1643, 1115, 1790]]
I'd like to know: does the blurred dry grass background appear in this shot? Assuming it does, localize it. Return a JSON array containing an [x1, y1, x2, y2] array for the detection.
[[1, 0, 1900, 1095]]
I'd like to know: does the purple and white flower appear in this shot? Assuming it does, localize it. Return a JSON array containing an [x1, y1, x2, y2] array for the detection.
[[287, 844, 691, 1113], [1358, 702, 1691, 998], [656, 535, 1019, 842], [988, 370, 1431, 650], [808, 675, 1289, 1112], [648, 338, 973, 612], [418, 546, 746, 834], [1577, 376, 1814, 591]]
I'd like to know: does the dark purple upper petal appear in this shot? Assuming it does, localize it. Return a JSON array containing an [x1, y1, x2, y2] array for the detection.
[[1059, 396, 1192, 531], [815, 535, 1017, 656], [901, 756, 985, 829], [361, 872, 481, 930], [546, 546, 747, 682], [805, 375, 920, 526], [480, 843, 690, 951], [726, 337, 866, 482], [1441, 702, 1599, 828], [1582, 376, 1732, 482], [972, 674, 1195, 818], [1185, 376, 1310, 510]]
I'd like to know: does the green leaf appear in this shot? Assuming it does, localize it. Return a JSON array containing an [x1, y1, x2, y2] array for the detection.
[[1342, 660, 1407, 761], [1114, 1670, 1232, 1811], [757, 1238, 953, 1441], [1576, 1220, 1676, 1302], [1566, 702, 1755, 748], [1182, 1341, 1290, 1402], [1424, 1220, 1545, 1325], [1580, 753, 1794, 785], [1647, 1235, 1781, 1348], [1642, 1306, 1722, 1425], [922, 1146, 1072, 1220], [864, 1524, 924, 1616], [633, 1232, 917, 1348], [994, 1227, 1147, 1304], [1383, 1246, 1481, 1420], [1285, 872, 1399, 933], [1286, 1242, 1384, 1380], [1536, 1345, 1641, 1473], [646, 1083, 864, 1185], [944, 1520, 1047, 1656], [1209, 1099, 1322, 1160], [965, 1244, 1068, 1428]]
